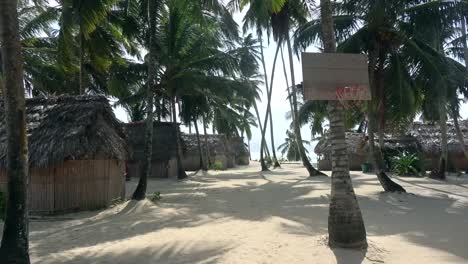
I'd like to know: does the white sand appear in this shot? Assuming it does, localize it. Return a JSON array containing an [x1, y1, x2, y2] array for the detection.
[[2, 162, 468, 263]]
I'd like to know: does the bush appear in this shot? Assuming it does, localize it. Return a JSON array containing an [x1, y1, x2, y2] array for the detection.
[[210, 160, 225, 170], [391, 151, 423, 176], [150, 191, 161, 202], [0, 191, 5, 221]]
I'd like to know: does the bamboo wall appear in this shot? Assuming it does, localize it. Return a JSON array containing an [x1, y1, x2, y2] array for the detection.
[[0, 160, 125, 214], [127, 158, 178, 179]]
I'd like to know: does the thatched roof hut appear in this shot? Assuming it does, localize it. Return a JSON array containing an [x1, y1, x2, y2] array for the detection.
[[409, 121, 468, 170], [315, 132, 368, 158], [314, 132, 422, 170], [409, 121, 468, 156], [123, 122, 179, 178], [0, 96, 127, 167], [315, 121, 468, 171], [228, 137, 250, 165], [181, 134, 236, 170], [0, 95, 127, 214]]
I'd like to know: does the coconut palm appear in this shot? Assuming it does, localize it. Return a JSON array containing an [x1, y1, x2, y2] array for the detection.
[[130, 0, 161, 199], [406, 0, 468, 177], [180, 94, 209, 170], [277, 130, 310, 161], [0, 0, 31, 262], [230, 0, 288, 170], [319, 0, 367, 249], [155, 0, 254, 177], [271, 0, 325, 176]]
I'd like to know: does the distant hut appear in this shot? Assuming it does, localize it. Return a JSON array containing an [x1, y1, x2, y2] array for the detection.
[[0, 96, 127, 214], [123, 122, 179, 178], [181, 134, 235, 171], [228, 137, 250, 165], [315, 132, 368, 170], [315, 132, 422, 171], [410, 122, 468, 170]]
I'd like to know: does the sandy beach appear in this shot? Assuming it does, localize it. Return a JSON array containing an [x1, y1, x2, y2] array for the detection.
[[3, 162, 468, 264]]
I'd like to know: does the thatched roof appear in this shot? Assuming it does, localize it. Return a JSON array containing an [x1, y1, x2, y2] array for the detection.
[[315, 132, 368, 156], [123, 121, 179, 161], [181, 134, 229, 155], [0, 95, 127, 168], [409, 121, 468, 156], [314, 121, 468, 158], [228, 137, 249, 157], [314, 132, 422, 157]]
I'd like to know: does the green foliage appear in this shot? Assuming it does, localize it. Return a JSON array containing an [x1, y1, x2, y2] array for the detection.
[[0, 191, 5, 221], [210, 161, 225, 171], [277, 129, 309, 161], [391, 152, 423, 177], [150, 192, 162, 202]]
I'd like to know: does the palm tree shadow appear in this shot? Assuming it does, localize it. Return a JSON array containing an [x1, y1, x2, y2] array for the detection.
[[331, 247, 367, 264]]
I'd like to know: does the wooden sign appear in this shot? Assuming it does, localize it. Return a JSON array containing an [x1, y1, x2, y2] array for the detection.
[[301, 53, 371, 101]]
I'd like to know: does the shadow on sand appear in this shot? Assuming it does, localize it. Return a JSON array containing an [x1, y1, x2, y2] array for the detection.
[[22, 164, 468, 263]]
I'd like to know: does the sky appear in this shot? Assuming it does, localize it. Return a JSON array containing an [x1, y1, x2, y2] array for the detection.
[[112, 7, 468, 162]]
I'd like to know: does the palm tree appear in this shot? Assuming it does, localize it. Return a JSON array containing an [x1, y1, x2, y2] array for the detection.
[[277, 130, 310, 161], [259, 36, 281, 168], [319, 0, 367, 249], [233, 0, 287, 169], [294, 0, 467, 191], [155, 0, 249, 176], [407, 0, 468, 178], [0, 0, 31, 262], [273, 0, 325, 176], [180, 95, 209, 170], [132, 0, 161, 199], [57, 0, 118, 94]]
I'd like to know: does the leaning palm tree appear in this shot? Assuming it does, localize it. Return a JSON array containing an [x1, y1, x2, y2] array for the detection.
[[319, 0, 367, 249], [271, 0, 325, 176], [0, 0, 31, 262], [232, 0, 287, 169], [131, 0, 161, 199]]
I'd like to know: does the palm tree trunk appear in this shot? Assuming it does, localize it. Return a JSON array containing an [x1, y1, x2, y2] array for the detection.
[[451, 106, 468, 161], [193, 117, 206, 170], [368, 107, 406, 192], [248, 140, 251, 160], [327, 102, 368, 248], [280, 46, 295, 120], [259, 42, 281, 171], [269, 102, 280, 168], [132, 0, 159, 200], [79, 26, 85, 94], [461, 12, 468, 75], [433, 97, 448, 179], [368, 49, 406, 192], [156, 98, 161, 122], [0, 1, 31, 262], [377, 49, 386, 153], [320, 0, 367, 249], [203, 115, 211, 167], [259, 35, 280, 168], [286, 36, 324, 176], [259, 35, 281, 168], [172, 98, 187, 179], [253, 100, 271, 158]]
